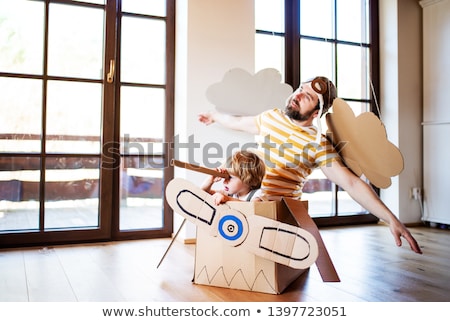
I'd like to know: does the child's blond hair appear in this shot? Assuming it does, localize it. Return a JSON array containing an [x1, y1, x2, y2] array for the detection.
[[224, 150, 265, 190]]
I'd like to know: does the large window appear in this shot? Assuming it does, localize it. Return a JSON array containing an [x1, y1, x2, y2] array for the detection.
[[0, 0, 175, 247], [255, 0, 379, 223]]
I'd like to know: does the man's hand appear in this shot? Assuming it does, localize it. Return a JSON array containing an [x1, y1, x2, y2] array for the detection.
[[198, 112, 215, 125], [390, 221, 423, 254]]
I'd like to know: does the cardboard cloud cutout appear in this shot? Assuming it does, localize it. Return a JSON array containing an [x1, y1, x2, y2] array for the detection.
[[206, 68, 293, 115], [326, 98, 404, 189]]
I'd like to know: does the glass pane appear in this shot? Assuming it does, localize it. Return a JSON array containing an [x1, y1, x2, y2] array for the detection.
[[0, 156, 40, 231], [337, 0, 369, 43], [120, 157, 164, 230], [121, 17, 166, 85], [122, 0, 166, 17], [0, 0, 44, 74], [345, 101, 369, 117], [338, 190, 366, 215], [337, 44, 370, 99], [300, 39, 334, 81], [44, 157, 100, 230], [255, 33, 285, 79], [255, 0, 284, 33], [120, 86, 165, 154], [332, 100, 368, 215], [46, 81, 102, 154], [47, 4, 104, 79], [0, 77, 42, 153], [300, 0, 334, 39], [72, 0, 105, 4], [303, 169, 334, 217]]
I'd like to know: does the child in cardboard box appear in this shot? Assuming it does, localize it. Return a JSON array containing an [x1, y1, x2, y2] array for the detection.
[[201, 150, 266, 205]]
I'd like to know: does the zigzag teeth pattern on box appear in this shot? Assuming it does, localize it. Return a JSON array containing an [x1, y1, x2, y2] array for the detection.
[[195, 265, 277, 293]]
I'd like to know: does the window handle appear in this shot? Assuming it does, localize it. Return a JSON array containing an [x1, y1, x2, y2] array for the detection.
[[106, 59, 115, 83]]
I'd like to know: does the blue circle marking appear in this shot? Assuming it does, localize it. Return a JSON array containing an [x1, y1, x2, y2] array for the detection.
[[218, 214, 243, 241]]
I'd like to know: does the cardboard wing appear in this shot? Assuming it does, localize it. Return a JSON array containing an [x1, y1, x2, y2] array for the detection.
[[165, 178, 319, 270], [326, 98, 404, 188]]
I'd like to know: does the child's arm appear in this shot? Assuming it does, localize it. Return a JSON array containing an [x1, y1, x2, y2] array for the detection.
[[211, 189, 265, 205], [201, 168, 228, 195], [211, 192, 235, 205], [200, 175, 217, 194]]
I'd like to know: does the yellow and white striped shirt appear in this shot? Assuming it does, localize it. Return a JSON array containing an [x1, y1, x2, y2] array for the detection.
[[255, 109, 340, 200]]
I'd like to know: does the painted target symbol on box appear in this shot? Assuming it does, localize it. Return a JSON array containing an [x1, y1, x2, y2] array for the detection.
[[217, 210, 249, 246]]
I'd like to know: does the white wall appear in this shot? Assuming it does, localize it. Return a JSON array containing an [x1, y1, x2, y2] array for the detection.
[[174, 0, 255, 240], [379, 0, 423, 224], [421, 0, 450, 225]]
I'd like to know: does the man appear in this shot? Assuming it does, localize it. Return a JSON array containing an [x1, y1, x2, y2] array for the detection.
[[198, 76, 422, 254]]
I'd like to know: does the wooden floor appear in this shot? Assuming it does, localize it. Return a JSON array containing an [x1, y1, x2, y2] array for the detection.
[[1, 224, 449, 302]]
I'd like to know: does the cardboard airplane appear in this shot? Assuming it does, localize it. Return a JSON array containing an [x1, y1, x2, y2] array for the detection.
[[163, 161, 341, 289]]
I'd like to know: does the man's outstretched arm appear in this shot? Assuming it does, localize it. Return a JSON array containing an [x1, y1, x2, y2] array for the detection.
[[198, 111, 259, 134], [321, 160, 422, 254]]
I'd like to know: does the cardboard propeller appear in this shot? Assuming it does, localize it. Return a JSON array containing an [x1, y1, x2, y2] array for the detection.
[[170, 159, 230, 179]]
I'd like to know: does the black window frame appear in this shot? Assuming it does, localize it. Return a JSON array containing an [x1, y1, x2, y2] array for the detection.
[[256, 0, 380, 225]]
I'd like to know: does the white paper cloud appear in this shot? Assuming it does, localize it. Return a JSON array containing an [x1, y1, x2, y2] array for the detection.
[[206, 68, 293, 116]]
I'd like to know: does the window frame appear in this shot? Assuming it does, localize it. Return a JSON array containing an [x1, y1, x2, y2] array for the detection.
[[0, 0, 176, 247], [256, 0, 380, 225]]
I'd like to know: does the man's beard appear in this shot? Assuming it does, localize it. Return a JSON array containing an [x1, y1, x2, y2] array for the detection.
[[284, 103, 316, 122]]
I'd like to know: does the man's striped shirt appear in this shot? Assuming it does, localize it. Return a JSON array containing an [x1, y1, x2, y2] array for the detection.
[[255, 108, 340, 200]]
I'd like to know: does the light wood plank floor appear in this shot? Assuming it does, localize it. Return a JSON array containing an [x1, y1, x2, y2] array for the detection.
[[1, 224, 449, 302]]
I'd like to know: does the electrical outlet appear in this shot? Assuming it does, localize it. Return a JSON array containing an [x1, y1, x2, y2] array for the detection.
[[411, 187, 422, 200]]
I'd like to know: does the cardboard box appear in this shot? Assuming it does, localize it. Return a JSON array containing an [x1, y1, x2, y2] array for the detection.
[[193, 200, 309, 294], [165, 177, 339, 294]]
